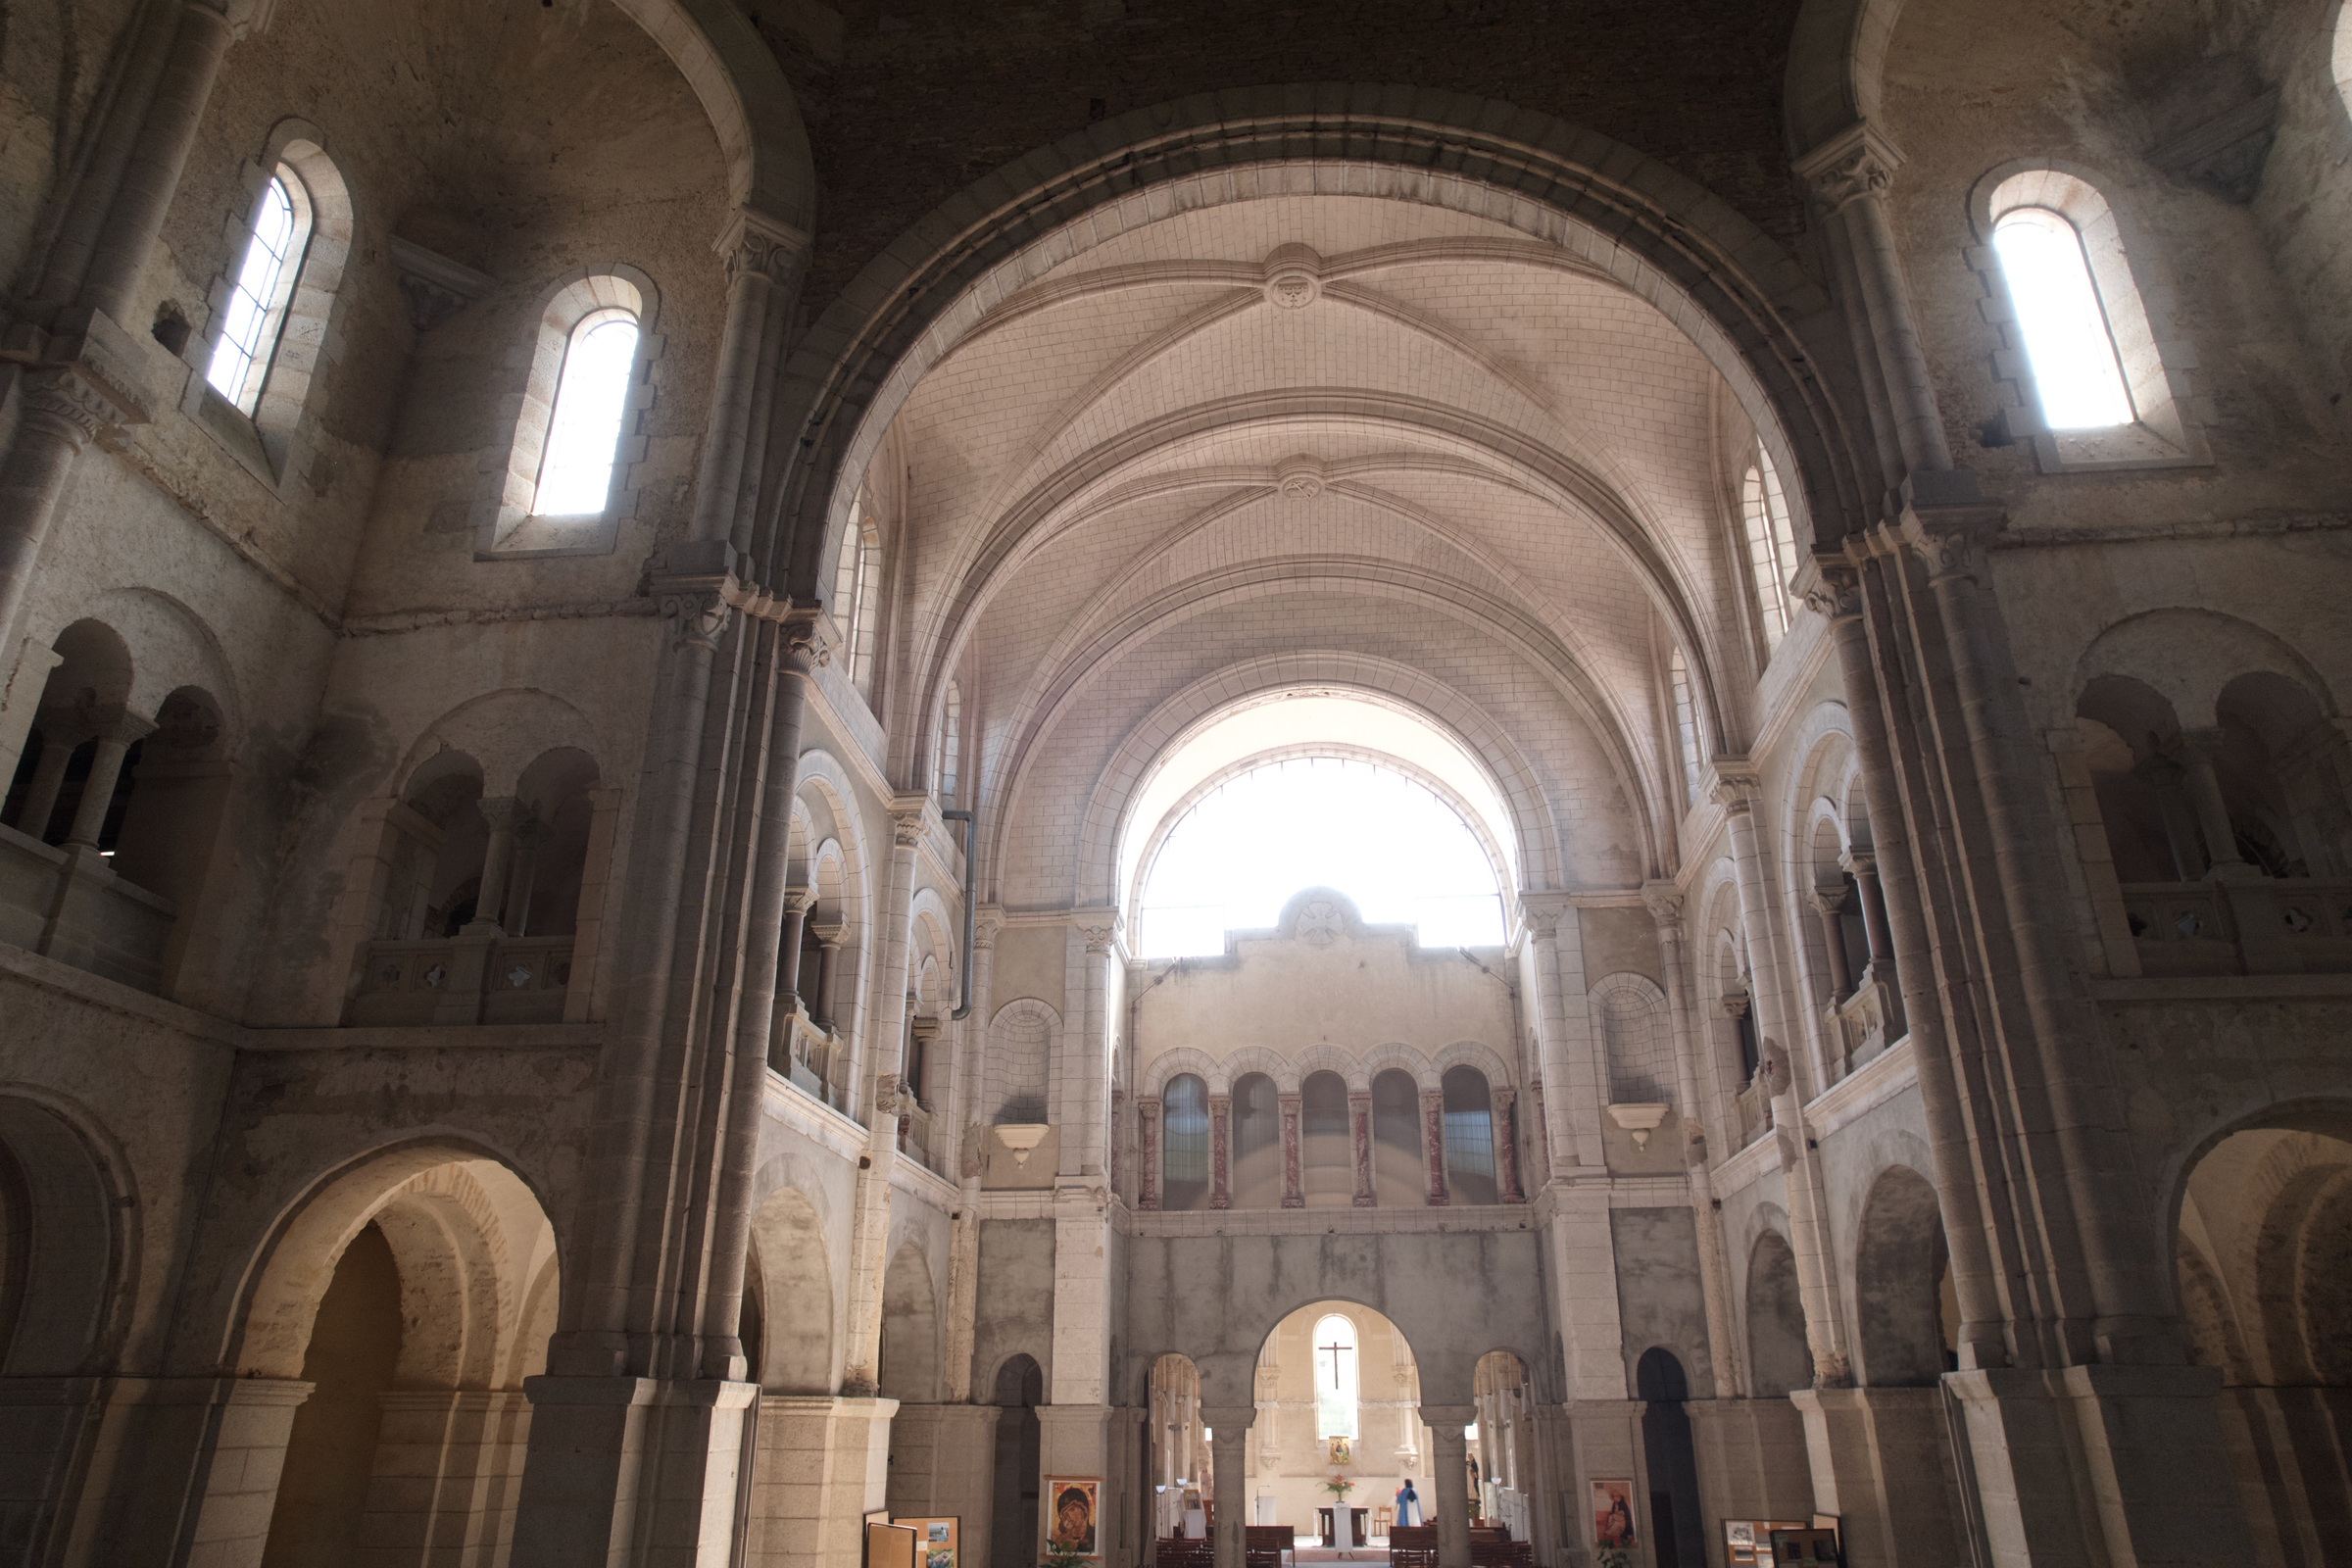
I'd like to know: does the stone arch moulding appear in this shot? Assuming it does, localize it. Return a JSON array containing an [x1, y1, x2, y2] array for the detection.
[[770, 85, 1865, 599], [0, 1087, 140, 1377], [2151, 1096, 2352, 1288], [601, 0, 814, 229], [1142, 1046, 1223, 1101], [1044, 660, 1568, 914], [210, 1136, 557, 1381], [2071, 608, 2338, 735]]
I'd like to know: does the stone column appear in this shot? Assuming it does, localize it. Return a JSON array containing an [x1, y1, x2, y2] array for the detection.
[[1208, 1093, 1233, 1210], [502, 816, 551, 935], [1278, 1090, 1303, 1208], [1810, 886, 1853, 1000], [1793, 123, 1952, 477], [1348, 1090, 1374, 1206], [460, 797, 527, 937], [693, 210, 807, 548], [1201, 1406, 1254, 1568], [1645, 882, 1742, 1397], [1419, 1087, 1448, 1204], [1138, 1096, 1161, 1209], [1068, 917, 1118, 1179], [1421, 1404, 1475, 1568], [12, 707, 90, 840], [59, 709, 152, 850], [1522, 897, 1601, 1171], [779, 886, 814, 1005], [1841, 852, 1895, 975], [842, 798, 927, 1394], [0, 2, 214, 654], [1715, 764, 1850, 1386], [2175, 728, 2255, 879], [1489, 1085, 1525, 1203], [810, 922, 844, 1028]]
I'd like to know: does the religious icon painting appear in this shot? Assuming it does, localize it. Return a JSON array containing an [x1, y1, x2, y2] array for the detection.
[[1592, 1480, 1638, 1547], [1045, 1477, 1100, 1557], [1328, 1436, 1352, 1465]]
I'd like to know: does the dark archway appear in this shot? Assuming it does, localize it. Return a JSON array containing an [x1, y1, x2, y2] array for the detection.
[[260, 1223, 402, 1568], [1853, 1165, 1953, 1386], [1746, 1230, 1810, 1397], [992, 1353, 1045, 1568], [1638, 1348, 1704, 1568]]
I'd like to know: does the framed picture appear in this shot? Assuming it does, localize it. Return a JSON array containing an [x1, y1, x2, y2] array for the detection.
[[1045, 1477, 1100, 1557], [1328, 1436, 1352, 1465], [1592, 1480, 1637, 1547], [897, 1516, 959, 1568]]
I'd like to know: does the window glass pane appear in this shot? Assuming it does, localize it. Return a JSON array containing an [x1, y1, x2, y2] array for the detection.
[[1162, 1075, 1209, 1210], [208, 176, 300, 409], [535, 316, 639, 515], [1312, 1314, 1359, 1439], [1993, 210, 2133, 429], [1442, 1066, 1497, 1205]]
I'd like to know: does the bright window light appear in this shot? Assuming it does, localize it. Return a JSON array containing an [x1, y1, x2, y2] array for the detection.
[[1137, 756, 1504, 957], [1741, 450, 1798, 648], [208, 174, 304, 411], [534, 312, 639, 515], [1993, 209, 2133, 430]]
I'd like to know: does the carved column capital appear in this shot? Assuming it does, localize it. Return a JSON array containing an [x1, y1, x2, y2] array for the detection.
[[784, 885, 818, 916], [889, 803, 928, 849], [659, 590, 733, 652], [1718, 993, 1752, 1020], [1707, 760, 1762, 814], [1898, 503, 2006, 585], [1838, 851, 1876, 879], [1807, 886, 1850, 917], [716, 206, 811, 288], [1798, 553, 1864, 625], [1640, 879, 1686, 932], [781, 605, 836, 670], [971, 908, 1004, 951], [1519, 892, 1573, 939], [1792, 121, 1906, 215]]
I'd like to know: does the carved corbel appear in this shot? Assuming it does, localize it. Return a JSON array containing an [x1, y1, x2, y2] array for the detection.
[[1796, 553, 1864, 626]]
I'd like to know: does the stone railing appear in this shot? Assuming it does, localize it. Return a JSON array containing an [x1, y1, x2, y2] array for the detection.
[[0, 825, 175, 993], [1733, 1074, 1772, 1150], [1823, 971, 1904, 1080], [2120, 878, 2352, 977], [770, 1006, 850, 1112], [348, 933, 573, 1026]]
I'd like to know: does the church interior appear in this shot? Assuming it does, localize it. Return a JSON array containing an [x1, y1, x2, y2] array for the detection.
[[0, 2, 2347, 1566]]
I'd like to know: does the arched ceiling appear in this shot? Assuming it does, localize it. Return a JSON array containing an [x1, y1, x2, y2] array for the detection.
[[861, 191, 1765, 904]]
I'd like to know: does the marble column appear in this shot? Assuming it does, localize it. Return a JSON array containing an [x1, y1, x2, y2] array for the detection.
[[1419, 1087, 1448, 1205], [12, 708, 90, 841], [461, 797, 527, 937], [1138, 1096, 1161, 1209], [60, 709, 153, 850], [1348, 1090, 1374, 1206], [1421, 1404, 1475, 1567], [1811, 885, 1853, 1000], [778, 886, 814, 1006], [2177, 728, 2255, 878], [811, 922, 844, 1028], [1841, 852, 1895, 975], [1278, 1090, 1303, 1208], [1208, 1093, 1233, 1210], [1489, 1085, 1525, 1203]]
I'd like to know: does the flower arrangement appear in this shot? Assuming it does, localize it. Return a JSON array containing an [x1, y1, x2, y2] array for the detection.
[[1321, 1472, 1356, 1501]]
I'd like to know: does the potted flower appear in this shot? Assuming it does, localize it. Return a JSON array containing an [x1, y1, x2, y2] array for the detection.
[[1320, 1473, 1356, 1546]]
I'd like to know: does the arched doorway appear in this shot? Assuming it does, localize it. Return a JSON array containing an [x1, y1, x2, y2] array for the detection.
[[241, 1150, 559, 1568], [2176, 1118, 2352, 1564], [1637, 1348, 1704, 1568], [991, 1354, 1045, 1568]]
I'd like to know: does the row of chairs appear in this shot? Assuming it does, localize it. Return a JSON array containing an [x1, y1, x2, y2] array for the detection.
[[1162, 1524, 1537, 1567]]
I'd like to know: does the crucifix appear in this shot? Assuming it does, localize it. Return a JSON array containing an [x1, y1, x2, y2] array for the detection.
[[1320, 1333, 1352, 1389]]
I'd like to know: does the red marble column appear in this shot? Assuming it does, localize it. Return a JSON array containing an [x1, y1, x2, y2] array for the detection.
[[1209, 1093, 1232, 1209], [1348, 1091, 1374, 1206], [1279, 1092, 1304, 1208], [1138, 1096, 1161, 1209], [1492, 1085, 1526, 1203], [1419, 1087, 1449, 1205]]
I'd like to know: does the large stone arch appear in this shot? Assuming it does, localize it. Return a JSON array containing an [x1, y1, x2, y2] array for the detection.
[[877, 1243, 940, 1405], [772, 86, 1864, 609], [1783, 0, 1905, 156], [1851, 1164, 1948, 1387], [0, 1089, 135, 1379], [602, 0, 814, 229], [746, 1182, 836, 1394]]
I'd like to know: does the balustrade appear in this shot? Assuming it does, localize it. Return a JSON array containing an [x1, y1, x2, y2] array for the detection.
[[2120, 877, 2352, 976], [348, 933, 574, 1025]]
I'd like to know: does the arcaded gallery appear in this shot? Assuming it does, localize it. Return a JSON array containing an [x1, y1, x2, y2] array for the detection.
[[0, 1, 2345, 1566]]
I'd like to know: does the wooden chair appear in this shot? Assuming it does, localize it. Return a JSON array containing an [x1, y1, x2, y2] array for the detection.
[[1389, 1524, 1440, 1567], [1245, 1523, 1295, 1567]]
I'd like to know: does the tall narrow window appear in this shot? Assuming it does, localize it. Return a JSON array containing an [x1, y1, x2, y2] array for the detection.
[[833, 509, 882, 697], [208, 172, 312, 413], [1442, 1066, 1497, 1205], [1162, 1074, 1209, 1211], [1670, 649, 1702, 805], [941, 681, 961, 803], [533, 310, 641, 515], [1313, 1313, 1359, 1439], [1741, 448, 1798, 649], [1993, 208, 2133, 430]]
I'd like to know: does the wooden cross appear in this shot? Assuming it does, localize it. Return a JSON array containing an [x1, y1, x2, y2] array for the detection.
[[1320, 1335, 1352, 1389]]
